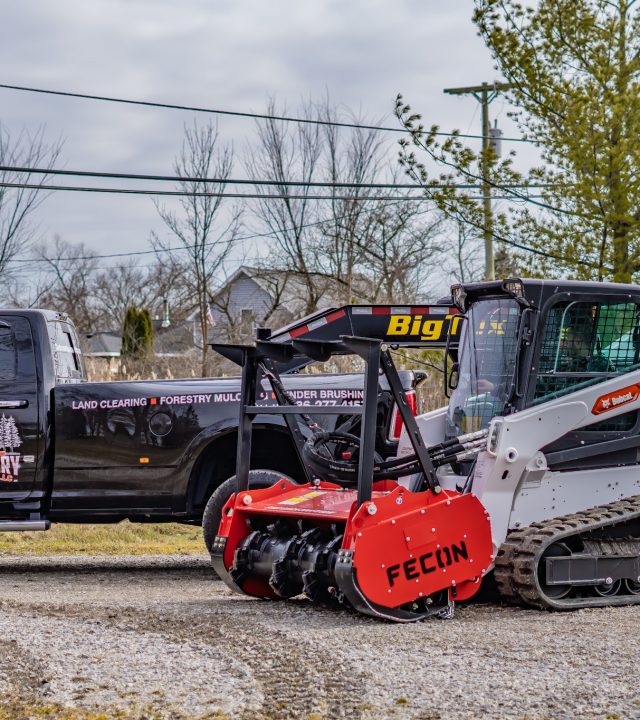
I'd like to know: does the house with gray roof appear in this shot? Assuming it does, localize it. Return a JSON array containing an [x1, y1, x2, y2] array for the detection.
[[203, 266, 375, 343]]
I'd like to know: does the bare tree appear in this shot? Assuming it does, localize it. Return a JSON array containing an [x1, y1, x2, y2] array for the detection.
[[7, 236, 196, 341], [0, 125, 62, 277], [247, 98, 448, 310], [92, 262, 152, 329], [319, 105, 386, 303], [153, 120, 242, 375], [350, 196, 443, 303], [1, 266, 59, 309], [448, 221, 483, 284], [93, 255, 193, 330], [247, 99, 324, 314], [34, 236, 100, 331]]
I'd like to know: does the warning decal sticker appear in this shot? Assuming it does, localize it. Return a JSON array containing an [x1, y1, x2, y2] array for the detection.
[[279, 491, 327, 505]]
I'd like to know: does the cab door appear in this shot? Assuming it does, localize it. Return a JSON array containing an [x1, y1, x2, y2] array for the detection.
[[0, 316, 39, 500]]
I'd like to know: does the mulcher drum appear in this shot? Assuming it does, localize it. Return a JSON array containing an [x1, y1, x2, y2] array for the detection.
[[211, 479, 494, 621]]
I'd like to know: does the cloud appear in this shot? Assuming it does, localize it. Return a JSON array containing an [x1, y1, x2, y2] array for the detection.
[[1, 1, 506, 268]]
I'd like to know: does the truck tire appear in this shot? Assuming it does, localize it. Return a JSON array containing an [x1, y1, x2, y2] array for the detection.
[[202, 469, 298, 554]]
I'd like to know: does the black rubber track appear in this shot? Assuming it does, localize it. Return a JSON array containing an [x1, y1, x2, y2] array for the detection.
[[494, 494, 640, 610]]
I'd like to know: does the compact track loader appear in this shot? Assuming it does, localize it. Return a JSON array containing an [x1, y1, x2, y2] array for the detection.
[[211, 281, 640, 621]]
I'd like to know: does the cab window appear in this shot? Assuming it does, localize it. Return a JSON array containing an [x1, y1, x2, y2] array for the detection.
[[533, 300, 640, 429], [0, 326, 17, 381], [48, 321, 84, 382]]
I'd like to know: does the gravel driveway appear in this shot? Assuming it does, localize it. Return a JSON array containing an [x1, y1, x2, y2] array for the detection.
[[0, 554, 637, 720]]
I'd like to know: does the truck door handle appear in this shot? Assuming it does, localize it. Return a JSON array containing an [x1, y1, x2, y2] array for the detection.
[[0, 400, 28, 409]]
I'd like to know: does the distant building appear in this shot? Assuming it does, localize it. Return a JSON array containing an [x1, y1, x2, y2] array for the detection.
[[200, 266, 374, 344], [85, 265, 376, 357], [207, 266, 297, 339], [83, 331, 122, 358], [84, 319, 196, 359]]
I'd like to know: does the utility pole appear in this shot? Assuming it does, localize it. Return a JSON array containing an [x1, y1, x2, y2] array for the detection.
[[443, 82, 512, 281]]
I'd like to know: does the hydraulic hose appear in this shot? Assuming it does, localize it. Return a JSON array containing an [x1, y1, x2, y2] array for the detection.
[[301, 428, 489, 483]]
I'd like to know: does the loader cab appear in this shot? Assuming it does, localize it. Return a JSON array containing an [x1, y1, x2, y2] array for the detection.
[[446, 279, 640, 465], [528, 288, 640, 468]]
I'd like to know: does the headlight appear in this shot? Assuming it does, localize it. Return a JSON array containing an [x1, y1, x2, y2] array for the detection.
[[451, 284, 467, 312], [501, 278, 525, 299]]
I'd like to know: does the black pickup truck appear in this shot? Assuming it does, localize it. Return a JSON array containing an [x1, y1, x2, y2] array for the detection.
[[0, 306, 448, 535]]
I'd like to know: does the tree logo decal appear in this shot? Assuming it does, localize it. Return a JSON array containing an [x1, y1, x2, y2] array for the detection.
[[0, 414, 23, 483]]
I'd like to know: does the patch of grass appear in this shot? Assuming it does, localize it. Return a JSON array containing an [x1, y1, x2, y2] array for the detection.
[[0, 521, 205, 556], [395, 697, 409, 706], [0, 701, 230, 719], [0, 704, 126, 720]]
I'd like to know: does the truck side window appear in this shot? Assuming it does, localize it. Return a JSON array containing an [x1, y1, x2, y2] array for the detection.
[[0, 326, 17, 381], [533, 300, 640, 430], [48, 321, 83, 382]]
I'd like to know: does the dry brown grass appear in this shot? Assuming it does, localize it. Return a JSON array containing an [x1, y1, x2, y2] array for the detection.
[[85, 356, 222, 383], [0, 705, 136, 720], [0, 702, 230, 720], [0, 521, 204, 556]]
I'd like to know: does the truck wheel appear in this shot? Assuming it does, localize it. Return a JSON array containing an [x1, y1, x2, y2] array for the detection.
[[202, 469, 298, 554]]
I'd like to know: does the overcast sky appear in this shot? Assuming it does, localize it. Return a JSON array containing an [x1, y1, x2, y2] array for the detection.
[[1, 1, 525, 284]]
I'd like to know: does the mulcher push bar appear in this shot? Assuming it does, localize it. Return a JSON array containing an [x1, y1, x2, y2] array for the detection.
[[212, 334, 446, 502], [211, 303, 467, 502]]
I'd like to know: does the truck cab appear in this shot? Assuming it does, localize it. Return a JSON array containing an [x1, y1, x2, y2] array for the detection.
[[0, 310, 83, 523]]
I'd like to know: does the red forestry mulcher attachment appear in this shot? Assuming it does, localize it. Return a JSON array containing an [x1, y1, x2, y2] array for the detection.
[[211, 305, 493, 622]]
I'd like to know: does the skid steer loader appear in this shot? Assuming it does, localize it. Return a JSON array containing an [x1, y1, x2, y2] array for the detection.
[[210, 280, 640, 621]]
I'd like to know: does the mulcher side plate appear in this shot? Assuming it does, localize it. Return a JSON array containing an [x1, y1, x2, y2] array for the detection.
[[211, 480, 494, 620]]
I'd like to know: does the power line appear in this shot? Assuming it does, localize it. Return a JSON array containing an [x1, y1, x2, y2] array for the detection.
[[403, 137, 579, 218], [1, 179, 545, 201], [9, 233, 300, 266], [12, 255, 257, 275], [0, 177, 559, 267], [0, 180, 428, 200], [434, 190, 611, 273], [0, 163, 557, 192], [0, 165, 424, 189], [0, 163, 555, 190], [6, 187, 564, 270], [0, 82, 531, 143], [0, 179, 550, 204]]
